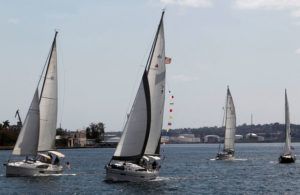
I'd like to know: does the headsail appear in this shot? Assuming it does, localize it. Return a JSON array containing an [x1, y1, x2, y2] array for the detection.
[[283, 89, 292, 155], [144, 11, 166, 155], [223, 87, 236, 152], [112, 71, 151, 161], [38, 32, 58, 151], [13, 89, 40, 156]]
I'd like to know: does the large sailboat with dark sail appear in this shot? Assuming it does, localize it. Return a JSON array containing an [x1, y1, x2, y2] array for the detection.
[[216, 86, 236, 160], [105, 11, 168, 182], [5, 31, 65, 176], [279, 90, 296, 163]]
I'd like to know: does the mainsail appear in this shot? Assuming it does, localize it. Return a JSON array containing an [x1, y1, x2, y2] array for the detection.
[[112, 71, 151, 161], [38, 32, 58, 151], [12, 89, 40, 156], [112, 11, 166, 161], [283, 89, 292, 155], [223, 87, 236, 152], [144, 11, 166, 155]]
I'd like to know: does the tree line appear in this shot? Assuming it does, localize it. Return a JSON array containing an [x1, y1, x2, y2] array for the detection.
[[0, 120, 105, 147]]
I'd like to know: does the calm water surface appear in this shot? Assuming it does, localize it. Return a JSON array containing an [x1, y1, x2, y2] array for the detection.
[[1, 143, 300, 194]]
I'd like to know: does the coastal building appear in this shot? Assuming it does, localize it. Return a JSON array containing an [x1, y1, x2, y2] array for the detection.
[[245, 133, 264, 142], [170, 134, 201, 143], [68, 130, 87, 147], [235, 135, 243, 140], [204, 135, 220, 143]]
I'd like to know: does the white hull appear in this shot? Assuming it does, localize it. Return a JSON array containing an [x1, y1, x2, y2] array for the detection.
[[106, 163, 158, 182], [5, 161, 63, 177]]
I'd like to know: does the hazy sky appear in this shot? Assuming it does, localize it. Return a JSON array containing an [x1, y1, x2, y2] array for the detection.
[[1, 0, 300, 131]]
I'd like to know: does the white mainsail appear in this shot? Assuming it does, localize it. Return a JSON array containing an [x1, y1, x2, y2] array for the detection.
[[223, 87, 236, 152], [113, 71, 151, 160], [12, 89, 40, 156], [144, 12, 166, 155], [38, 33, 58, 152], [283, 89, 292, 155]]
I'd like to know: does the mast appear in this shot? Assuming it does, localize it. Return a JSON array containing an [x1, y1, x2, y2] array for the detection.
[[144, 10, 166, 156], [38, 31, 59, 151], [223, 87, 229, 151], [112, 11, 165, 161]]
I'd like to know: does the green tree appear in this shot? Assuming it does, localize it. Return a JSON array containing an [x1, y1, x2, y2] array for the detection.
[[86, 122, 105, 143]]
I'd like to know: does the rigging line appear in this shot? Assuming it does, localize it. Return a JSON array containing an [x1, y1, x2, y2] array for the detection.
[[121, 15, 163, 129], [37, 32, 57, 89], [39, 31, 58, 103]]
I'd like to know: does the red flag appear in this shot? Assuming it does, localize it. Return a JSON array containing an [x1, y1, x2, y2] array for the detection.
[[165, 57, 172, 64]]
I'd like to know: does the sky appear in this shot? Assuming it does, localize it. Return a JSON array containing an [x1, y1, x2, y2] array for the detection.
[[1, 0, 300, 131]]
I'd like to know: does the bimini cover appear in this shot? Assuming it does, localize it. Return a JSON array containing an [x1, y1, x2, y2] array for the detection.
[[48, 151, 65, 158], [37, 153, 51, 160]]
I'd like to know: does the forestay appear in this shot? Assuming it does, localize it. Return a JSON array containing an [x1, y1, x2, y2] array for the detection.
[[224, 87, 236, 151], [38, 33, 58, 151], [13, 89, 40, 156]]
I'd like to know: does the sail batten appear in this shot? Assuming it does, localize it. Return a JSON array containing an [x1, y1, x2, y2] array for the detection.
[[223, 88, 236, 152]]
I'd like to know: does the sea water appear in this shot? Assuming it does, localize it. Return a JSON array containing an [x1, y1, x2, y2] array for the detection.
[[0, 143, 299, 194]]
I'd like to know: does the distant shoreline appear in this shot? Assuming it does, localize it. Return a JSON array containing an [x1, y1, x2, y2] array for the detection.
[[0, 141, 292, 151]]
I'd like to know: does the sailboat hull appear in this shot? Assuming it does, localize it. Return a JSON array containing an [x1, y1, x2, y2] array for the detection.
[[5, 161, 63, 177], [216, 152, 234, 160], [105, 163, 158, 182], [279, 155, 296, 164]]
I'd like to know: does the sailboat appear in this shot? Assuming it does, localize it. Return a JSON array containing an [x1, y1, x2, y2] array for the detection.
[[279, 89, 296, 163], [5, 31, 65, 176], [105, 11, 167, 182], [216, 86, 236, 160]]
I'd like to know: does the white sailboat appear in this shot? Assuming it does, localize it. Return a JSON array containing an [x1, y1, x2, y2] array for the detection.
[[279, 89, 296, 163], [106, 11, 167, 182], [216, 86, 236, 160], [5, 31, 65, 176]]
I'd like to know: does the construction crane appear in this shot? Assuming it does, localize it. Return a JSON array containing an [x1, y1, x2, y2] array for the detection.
[[15, 109, 22, 127]]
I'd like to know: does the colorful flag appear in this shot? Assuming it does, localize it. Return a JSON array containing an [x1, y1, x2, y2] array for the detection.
[[165, 57, 172, 64]]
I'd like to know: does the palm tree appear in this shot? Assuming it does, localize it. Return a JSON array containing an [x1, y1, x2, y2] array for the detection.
[[2, 120, 10, 129]]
